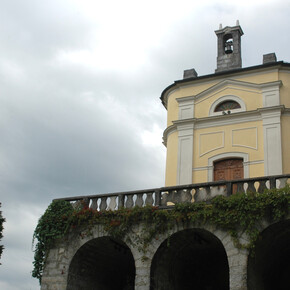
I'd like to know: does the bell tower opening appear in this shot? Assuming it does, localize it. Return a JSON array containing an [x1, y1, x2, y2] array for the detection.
[[224, 34, 233, 54], [215, 20, 244, 72]]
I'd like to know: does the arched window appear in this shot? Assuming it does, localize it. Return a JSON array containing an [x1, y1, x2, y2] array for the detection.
[[214, 100, 241, 112], [209, 95, 246, 116]]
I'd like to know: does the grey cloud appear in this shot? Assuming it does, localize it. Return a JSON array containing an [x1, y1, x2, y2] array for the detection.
[[0, 1, 289, 289]]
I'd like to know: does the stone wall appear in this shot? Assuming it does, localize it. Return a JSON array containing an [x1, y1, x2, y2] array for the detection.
[[41, 221, 255, 290]]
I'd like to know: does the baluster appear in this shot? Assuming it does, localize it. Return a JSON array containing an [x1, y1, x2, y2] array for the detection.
[[161, 191, 168, 206], [210, 186, 226, 197], [108, 196, 117, 210], [257, 180, 267, 193], [226, 182, 232, 196], [145, 192, 154, 205], [155, 190, 161, 206], [91, 198, 99, 210], [118, 194, 125, 209], [126, 195, 134, 208], [180, 189, 192, 203], [135, 193, 144, 207], [174, 190, 182, 204], [236, 182, 245, 193], [278, 177, 288, 189], [100, 197, 107, 211], [247, 181, 256, 193], [269, 177, 276, 189], [194, 187, 208, 202], [167, 190, 175, 204], [83, 198, 90, 208]]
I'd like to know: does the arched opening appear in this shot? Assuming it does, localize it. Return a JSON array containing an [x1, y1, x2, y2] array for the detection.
[[248, 220, 290, 290], [214, 100, 241, 114], [150, 229, 229, 290], [67, 236, 135, 290], [224, 34, 233, 54]]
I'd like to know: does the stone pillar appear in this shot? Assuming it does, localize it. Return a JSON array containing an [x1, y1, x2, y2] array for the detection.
[[41, 246, 69, 290]]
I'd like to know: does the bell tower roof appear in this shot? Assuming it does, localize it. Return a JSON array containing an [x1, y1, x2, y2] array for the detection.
[[215, 21, 244, 72]]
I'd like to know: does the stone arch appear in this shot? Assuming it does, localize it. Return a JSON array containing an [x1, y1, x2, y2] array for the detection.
[[67, 236, 135, 290], [150, 228, 229, 290], [248, 219, 290, 290]]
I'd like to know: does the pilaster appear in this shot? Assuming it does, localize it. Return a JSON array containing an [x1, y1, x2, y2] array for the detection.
[[260, 107, 283, 175], [176, 122, 194, 185]]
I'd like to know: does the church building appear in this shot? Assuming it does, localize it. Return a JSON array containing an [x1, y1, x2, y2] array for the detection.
[[161, 21, 290, 186]]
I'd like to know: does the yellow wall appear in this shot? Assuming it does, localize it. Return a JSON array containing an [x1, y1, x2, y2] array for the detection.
[[193, 121, 264, 168], [166, 69, 280, 125], [192, 121, 264, 183], [165, 131, 178, 186], [163, 66, 290, 186], [281, 115, 290, 174], [280, 72, 290, 108]]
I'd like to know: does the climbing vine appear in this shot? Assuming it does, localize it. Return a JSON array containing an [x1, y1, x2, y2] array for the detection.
[[0, 203, 5, 264], [32, 186, 290, 283], [32, 200, 74, 282]]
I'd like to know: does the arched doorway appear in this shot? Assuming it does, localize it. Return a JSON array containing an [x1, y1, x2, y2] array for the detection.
[[248, 220, 290, 290], [150, 229, 229, 290], [214, 158, 244, 181], [67, 236, 135, 290]]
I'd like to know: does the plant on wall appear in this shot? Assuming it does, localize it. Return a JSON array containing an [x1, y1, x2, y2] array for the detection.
[[32, 186, 290, 283], [32, 200, 74, 282]]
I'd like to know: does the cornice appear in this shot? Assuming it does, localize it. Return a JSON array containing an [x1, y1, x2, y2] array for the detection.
[[193, 79, 282, 102], [163, 106, 288, 144], [160, 62, 290, 108]]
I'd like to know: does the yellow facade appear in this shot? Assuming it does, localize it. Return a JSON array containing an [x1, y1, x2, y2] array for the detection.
[[162, 61, 290, 186]]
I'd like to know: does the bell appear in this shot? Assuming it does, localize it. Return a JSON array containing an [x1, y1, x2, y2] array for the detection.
[[225, 41, 233, 54]]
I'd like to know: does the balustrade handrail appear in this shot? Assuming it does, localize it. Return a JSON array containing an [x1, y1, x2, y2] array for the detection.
[[53, 174, 290, 210]]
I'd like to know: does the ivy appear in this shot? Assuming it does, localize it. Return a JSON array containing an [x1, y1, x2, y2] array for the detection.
[[32, 200, 74, 282], [0, 203, 5, 264], [32, 186, 290, 283]]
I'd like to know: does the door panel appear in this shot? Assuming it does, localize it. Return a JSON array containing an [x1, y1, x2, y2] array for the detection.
[[214, 159, 244, 181]]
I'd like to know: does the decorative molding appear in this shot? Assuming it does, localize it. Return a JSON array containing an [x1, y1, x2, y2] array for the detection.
[[232, 127, 258, 150], [283, 109, 290, 116], [163, 106, 285, 145], [193, 159, 264, 171], [243, 159, 264, 165], [207, 152, 249, 182], [177, 97, 195, 120], [199, 131, 225, 156], [194, 79, 282, 102], [161, 67, 282, 108], [176, 123, 194, 185], [209, 95, 246, 116], [162, 125, 177, 146], [195, 110, 261, 129], [260, 107, 283, 176], [262, 82, 281, 107]]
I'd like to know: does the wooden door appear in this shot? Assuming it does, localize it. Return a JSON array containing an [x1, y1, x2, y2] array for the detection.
[[214, 158, 244, 181]]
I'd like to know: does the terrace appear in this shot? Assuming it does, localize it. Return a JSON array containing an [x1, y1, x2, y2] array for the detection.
[[54, 174, 290, 210]]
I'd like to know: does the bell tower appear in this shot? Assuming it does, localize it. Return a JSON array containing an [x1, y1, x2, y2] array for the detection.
[[215, 20, 244, 72]]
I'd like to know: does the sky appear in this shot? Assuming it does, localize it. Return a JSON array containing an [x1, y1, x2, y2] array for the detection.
[[0, 0, 289, 289]]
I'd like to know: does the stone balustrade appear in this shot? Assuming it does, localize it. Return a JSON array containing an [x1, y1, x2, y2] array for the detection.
[[54, 174, 290, 211]]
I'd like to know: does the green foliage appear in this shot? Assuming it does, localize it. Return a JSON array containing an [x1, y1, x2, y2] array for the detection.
[[32, 200, 74, 283], [32, 186, 290, 283], [0, 203, 5, 263]]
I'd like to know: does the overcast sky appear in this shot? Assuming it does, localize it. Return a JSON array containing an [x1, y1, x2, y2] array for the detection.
[[0, 0, 289, 289]]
